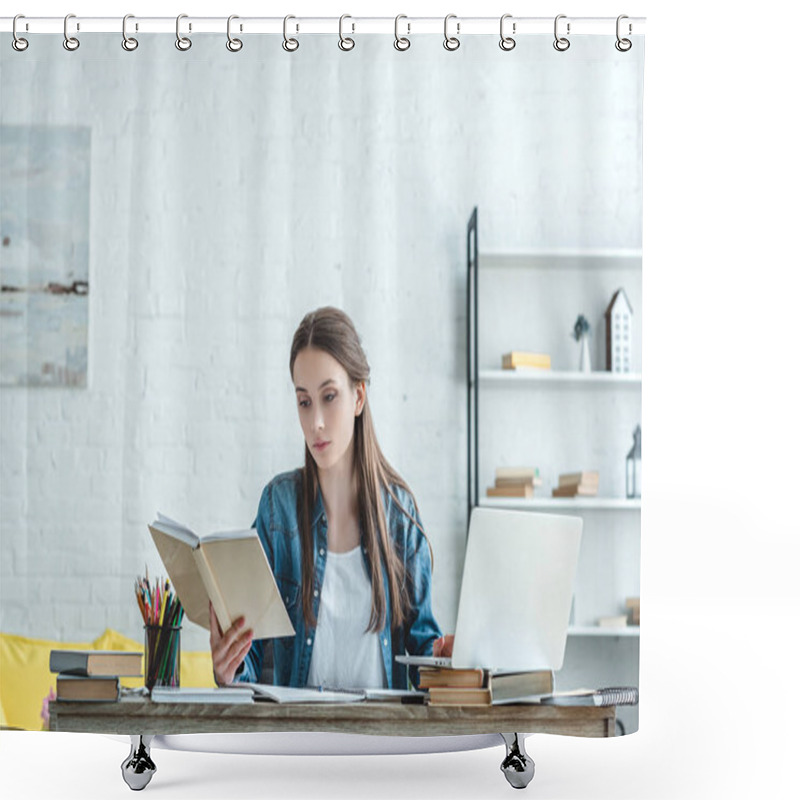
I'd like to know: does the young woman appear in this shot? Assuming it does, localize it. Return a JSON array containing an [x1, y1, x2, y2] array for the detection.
[[210, 306, 452, 689]]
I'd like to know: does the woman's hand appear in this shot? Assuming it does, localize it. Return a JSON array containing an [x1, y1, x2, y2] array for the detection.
[[433, 634, 454, 658], [209, 602, 253, 686]]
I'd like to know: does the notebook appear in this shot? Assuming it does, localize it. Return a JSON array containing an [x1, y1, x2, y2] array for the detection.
[[397, 507, 582, 672]]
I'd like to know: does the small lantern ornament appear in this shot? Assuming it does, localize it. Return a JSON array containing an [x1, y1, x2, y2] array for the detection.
[[626, 425, 642, 499]]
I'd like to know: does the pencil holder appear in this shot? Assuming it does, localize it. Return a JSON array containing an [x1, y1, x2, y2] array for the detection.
[[144, 624, 181, 692]]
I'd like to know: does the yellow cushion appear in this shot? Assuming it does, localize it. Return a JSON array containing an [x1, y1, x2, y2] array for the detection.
[[0, 628, 215, 731], [0, 632, 93, 732]]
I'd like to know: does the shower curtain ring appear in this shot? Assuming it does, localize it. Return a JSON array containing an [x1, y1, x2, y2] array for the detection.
[[443, 14, 460, 51], [394, 15, 411, 51], [283, 15, 299, 52], [175, 14, 192, 51], [615, 15, 633, 51], [122, 15, 138, 51], [226, 15, 243, 52], [339, 15, 355, 51], [499, 14, 516, 51], [553, 14, 570, 51], [63, 13, 80, 51], [12, 15, 29, 52]]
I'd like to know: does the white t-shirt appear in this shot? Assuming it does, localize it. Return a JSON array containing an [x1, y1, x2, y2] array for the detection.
[[306, 546, 386, 690]]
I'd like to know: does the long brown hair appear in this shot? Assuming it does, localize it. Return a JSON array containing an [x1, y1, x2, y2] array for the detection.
[[290, 306, 431, 633]]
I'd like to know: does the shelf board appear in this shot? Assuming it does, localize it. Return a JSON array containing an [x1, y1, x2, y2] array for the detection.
[[568, 626, 640, 638], [479, 497, 641, 511], [479, 369, 642, 386], [480, 248, 642, 270]]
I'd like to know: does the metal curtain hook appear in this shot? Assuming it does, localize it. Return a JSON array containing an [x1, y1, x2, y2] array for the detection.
[[12, 15, 29, 51], [283, 15, 299, 51], [63, 13, 80, 51], [339, 14, 355, 51], [122, 14, 138, 51], [499, 14, 516, 51], [394, 14, 411, 51], [553, 14, 570, 51], [227, 15, 243, 52], [615, 15, 632, 51], [175, 14, 192, 51], [443, 14, 460, 51]]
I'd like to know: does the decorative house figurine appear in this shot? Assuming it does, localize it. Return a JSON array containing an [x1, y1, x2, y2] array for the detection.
[[605, 288, 634, 373], [626, 424, 642, 499]]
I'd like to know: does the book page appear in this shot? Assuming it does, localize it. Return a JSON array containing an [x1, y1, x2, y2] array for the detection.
[[201, 537, 295, 640], [149, 525, 210, 629], [152, 516, 200, 548], [249, 684, 364, 703], [200, 528, 259, 545]]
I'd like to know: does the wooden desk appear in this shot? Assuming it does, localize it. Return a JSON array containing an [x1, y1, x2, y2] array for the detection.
[[50, 698, 615, 790]]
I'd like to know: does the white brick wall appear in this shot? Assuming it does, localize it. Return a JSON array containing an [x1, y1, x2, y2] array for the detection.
[[0, 34, 643, 651]]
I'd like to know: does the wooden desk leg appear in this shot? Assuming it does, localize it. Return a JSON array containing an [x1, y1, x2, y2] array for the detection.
[[121, 735, 156, 791], [500, 733, 535, 789]]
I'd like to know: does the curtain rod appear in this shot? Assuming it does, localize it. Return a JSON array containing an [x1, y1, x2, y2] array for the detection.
[[1, 16, 646, 37]]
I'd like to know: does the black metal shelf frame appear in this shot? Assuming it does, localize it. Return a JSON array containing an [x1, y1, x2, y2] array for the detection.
[[466, 207, 478, 525]]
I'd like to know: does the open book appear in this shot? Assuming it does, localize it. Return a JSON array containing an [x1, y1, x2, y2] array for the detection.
[[148, 513, 295, 641]]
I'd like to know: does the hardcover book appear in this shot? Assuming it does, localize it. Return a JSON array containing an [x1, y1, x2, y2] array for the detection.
[[49, 650, 142, 677], [148, 513, 295, 640]]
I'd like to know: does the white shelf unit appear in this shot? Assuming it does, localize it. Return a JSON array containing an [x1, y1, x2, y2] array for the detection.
[[480, 249, 643, 271], [568, 626, 640, 638], [480, 497, 641, 511], [466, 209, 641, 729], [480, 369, 642, 386]]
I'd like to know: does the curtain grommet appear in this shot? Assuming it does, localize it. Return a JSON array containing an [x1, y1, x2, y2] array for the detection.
[[12, 15, 29, 52], [63, 13, 80, 51]]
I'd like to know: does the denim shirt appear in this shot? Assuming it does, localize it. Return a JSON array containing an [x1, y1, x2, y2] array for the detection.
[[235, 469, 442, 689]]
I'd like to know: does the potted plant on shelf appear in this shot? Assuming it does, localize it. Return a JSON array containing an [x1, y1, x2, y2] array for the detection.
[[572, 314, 592, 373]]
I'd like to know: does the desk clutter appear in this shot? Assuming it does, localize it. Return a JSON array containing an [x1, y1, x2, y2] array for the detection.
[[49, 649, 142, 703], [419, 666, 555, 706], [136, 572, 184, 691]]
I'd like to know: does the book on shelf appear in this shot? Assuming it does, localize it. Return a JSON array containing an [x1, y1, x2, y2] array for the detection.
[[495, 467, 541, 483], [626, 597, 640, 625], [552, 484, 599, 498], [558, 471, 599, 488], [148, 513, 295, 640], [418, 666, 485, 689], [495, 476, 542, 489], [56, 675, 120, 702], [49, 649, 142, 677], [597, 614, 628, 629], [541, 687, 639, 707], [488, 484, 533, 498], [501, 352, 551, 370]]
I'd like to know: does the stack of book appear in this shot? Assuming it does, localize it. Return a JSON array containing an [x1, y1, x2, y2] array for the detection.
[[420, 666, 554, 706], [50, 650, 143, 702], [501, 351, 551, 371], [626, 597, 640, 626], [487, 467, 542, 498], [552, 471, 599, 498]]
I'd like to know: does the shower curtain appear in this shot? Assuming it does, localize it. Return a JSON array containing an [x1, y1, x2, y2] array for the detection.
[[0, 13, 644, 756]]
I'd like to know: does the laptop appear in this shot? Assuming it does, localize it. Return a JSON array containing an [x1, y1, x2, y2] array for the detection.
[[397, 507, 582, 672]]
